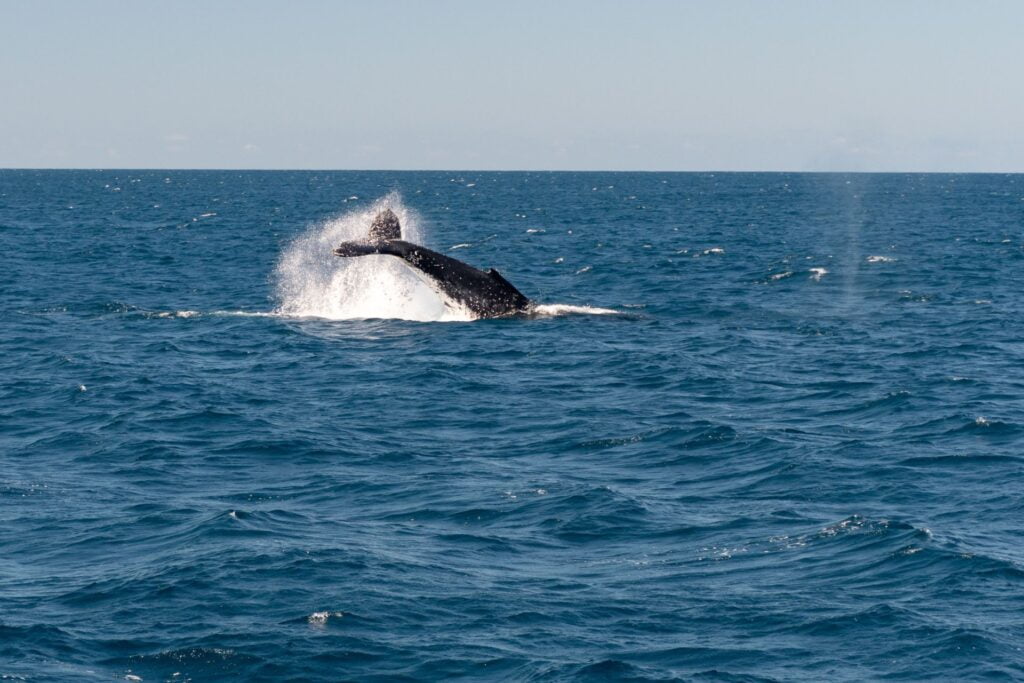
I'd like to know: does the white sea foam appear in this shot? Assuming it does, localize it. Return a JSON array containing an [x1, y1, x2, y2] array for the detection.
[[210, 310, 277, 317], [809, 267, 828, 281], [308, 611, 344, 625], [273, 194, 474, 322], [770, 271, 794, 281], [152, 310, 278, 319], [531, 304, 619, 316], [866, 255, 895, 263]]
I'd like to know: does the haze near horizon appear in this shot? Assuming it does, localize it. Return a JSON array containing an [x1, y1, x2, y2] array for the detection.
[[2, 0, 1022, 172]]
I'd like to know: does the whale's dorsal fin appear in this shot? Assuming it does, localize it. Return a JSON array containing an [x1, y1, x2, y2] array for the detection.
[[487, 268, 513, 287], [486, 268, 530, 309]]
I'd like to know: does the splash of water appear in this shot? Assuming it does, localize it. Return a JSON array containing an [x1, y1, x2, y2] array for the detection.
[[273, 193, 620, 322], [273, 194, 474, 322]]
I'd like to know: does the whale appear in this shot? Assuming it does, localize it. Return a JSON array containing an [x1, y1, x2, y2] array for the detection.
[[333, 209, 532, 318]]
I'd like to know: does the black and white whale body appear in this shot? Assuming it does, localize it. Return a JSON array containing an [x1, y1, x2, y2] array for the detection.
[[333, 209, 532, 318]]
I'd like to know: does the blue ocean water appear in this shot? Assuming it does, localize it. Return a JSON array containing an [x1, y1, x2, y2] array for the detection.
[[2, 170, 1023, 681]]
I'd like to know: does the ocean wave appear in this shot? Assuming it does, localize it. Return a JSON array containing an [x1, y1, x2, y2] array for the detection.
[[114, 647, 262, 676], [7, 170, 1024, 681]]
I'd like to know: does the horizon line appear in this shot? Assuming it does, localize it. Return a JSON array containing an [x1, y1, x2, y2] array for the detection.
[[2, 167, 1022, 175]]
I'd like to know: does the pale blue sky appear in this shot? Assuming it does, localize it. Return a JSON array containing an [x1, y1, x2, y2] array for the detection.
[[2, 0, 1021, 171]]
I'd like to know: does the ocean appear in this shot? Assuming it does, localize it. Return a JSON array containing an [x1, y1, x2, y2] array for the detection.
[[2, 170, 1023, 681]]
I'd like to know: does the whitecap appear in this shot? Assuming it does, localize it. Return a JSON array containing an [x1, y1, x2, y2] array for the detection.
[[210, 310, 277, 318], [531, 304, 618, 316], [809, 267, 828, 281], [308, 611, 344, 625], [152, 310, 201, 319]]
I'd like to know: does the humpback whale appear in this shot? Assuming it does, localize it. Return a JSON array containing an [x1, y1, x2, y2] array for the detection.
[[333, 209, 532, 318]]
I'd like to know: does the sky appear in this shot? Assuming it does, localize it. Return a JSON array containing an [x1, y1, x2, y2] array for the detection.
[[2, 0, 1022, 171]]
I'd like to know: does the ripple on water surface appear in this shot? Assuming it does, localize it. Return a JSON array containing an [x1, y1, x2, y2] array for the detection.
[[2, 171, 1024, 681]]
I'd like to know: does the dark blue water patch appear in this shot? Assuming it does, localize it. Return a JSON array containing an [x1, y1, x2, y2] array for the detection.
[[3, 170, 1024, 681]]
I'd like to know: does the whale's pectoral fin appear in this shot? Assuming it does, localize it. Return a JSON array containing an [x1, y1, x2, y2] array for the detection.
[[334, 241, 385, 257], [335, 210, 404, 257]]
